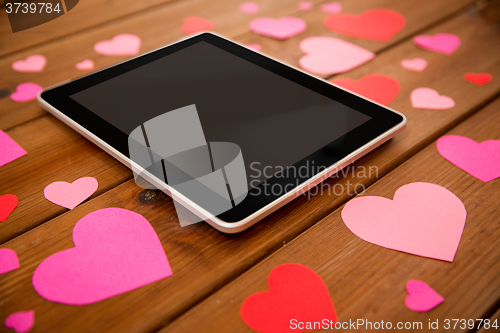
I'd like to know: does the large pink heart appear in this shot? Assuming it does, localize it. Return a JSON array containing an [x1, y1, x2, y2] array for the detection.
[[43, 177, 98, 209], [94, 34, 141, 56], [12, 55, 47, 72], [32, 208, 172, 305], [299, 36, 374, 75], [250, 17, 306, 39], [341, 182, 467, 262], [437, 135, 500, 182], [413, 33, 460, 55]]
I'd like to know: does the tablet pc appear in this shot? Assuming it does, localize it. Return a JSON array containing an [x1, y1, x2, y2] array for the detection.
[[38, 32, 406, 233]]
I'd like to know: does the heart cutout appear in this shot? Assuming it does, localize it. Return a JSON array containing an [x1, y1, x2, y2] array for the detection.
[[43, 177, 98, 209], [298, 1, 314, 11], [94, 34, 141, 56], [246, 44, 261, 51], [405, 280, 444, 312], [76, 59, 95, 70], [241, 264, 337, 333], [330, 74, 400, 106], [324, 8, 406, 42], [0, 248, 19, 274], [0, 130, 27, 167], [437, 135, 500, 182], [341, 182, 467, 262], [250, 17, 306, 40], [181, 17, 215, 34], [10, 83, 43, 102], [0, 194, 18, 222], [239, 2, 259, 14], [32, 208, 172, 305], [400, 58, 427, 72], [12, 55, 47, 72], [413, 33, 460, 55], [4, 311, 35, 333], [299, 36, 374, 75], [321, 1, 342, 13], [464, 72, 492, 86], [411, 87, 455, 110]]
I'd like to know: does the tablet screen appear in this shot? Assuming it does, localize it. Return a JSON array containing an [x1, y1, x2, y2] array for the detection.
[[70, 41, 370, 188]]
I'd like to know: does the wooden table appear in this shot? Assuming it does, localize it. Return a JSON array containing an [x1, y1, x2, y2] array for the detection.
[[1, 0, 499, 332]]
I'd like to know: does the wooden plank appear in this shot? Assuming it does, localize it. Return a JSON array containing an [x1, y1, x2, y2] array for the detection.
[[166, 95, 500, 333], [0, 0, 475, 131], [0, 9, 499, 333], [0, 0, 179, 57], [0, 115, 131, 244]]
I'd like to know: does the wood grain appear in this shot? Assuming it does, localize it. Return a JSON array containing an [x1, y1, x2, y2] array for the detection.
[[0, 115, 131, 245], [0, 0, 176, 57], [0, 0, 475, 131], [1, 8, 499, 333], [166, 94, 500, 333]]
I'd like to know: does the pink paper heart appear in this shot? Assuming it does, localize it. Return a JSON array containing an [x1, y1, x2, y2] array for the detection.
[[32, 208, 172, 305], [0, 248, 19, 274], [12, 55, 46, 72], [400, 58, 427, 72], [299, 36, 374, 75], [411, 87, 455, 110], [246, 44, 261, 51], [75, 59, 94, 70], [341, 182, 467, 262], [413, 33, 460, 55], [250, 17, 306, 40], [321, 1, 342, 14], [43, 177, 98, 209], [94, 34, 141, 56], [239, 1, 259, 14], [10, 83, 42, 102], [405, 280, 444, 312], [298, 1, 313, 11], [5, 311, 34, 333], [437, 135, 500, 182], [0, 130, 27, 167]]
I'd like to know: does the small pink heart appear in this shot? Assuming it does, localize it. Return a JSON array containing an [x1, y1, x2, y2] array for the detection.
[[10, 83, 42, 102], [321, 1, 342, 13], [75, 59, 94, 70], [246, 44, 261, 51], [12, 55, 46, 72], [0, 130, 27, 168], [405, 280, 444, 312], [299, 36, 374, 75], [298, 1, 313, 11], [413, 33, 460, 55], [239, 1, 259, 14], [94, 34, 141, 56], [43, 177, 98, 209], [400, 58, 427, 72], [411, 87, 455, 110], [181, 17, 215, 34], [32, 208, 173, 305], [0, 248, 19, 274], [250, 17, 306, 40], [5, 311, 34, 333], [341, 182, 467, 262], [437, 135, 500, 182]]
